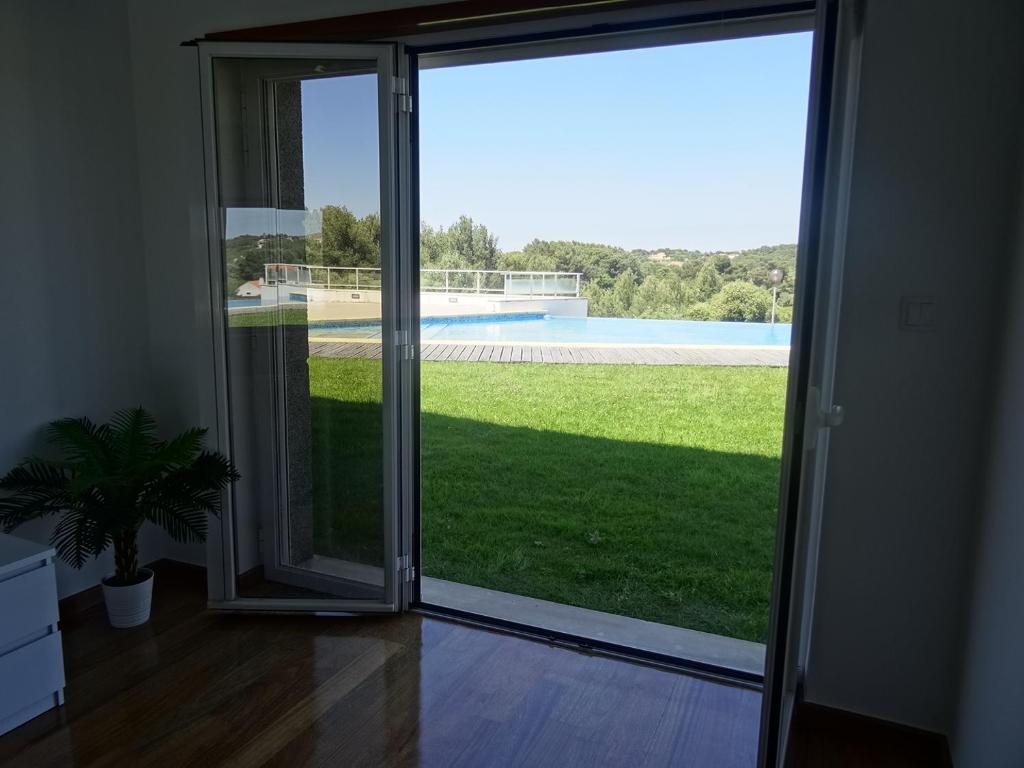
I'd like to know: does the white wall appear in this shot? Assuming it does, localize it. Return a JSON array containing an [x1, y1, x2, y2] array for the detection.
[[951, 159, 1024, 767], [804, 0, 1024, 736], [0, 0, 174, 596], [420, 294, 589, 318]]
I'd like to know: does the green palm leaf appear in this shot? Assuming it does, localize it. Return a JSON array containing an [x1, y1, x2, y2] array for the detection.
[[143, 502, 209, 543], [47, 418, 114, 473], [51, 509, 108, 569], [150, 427, 206, 469], [0, 408, 239, 581], [0, 461, 71, 531], [109, 407, 158, 468]]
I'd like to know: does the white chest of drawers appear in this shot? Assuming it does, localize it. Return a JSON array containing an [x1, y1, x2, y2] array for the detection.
[[0, 534, 66, 736]]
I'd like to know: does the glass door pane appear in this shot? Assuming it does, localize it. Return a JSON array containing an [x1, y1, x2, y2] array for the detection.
[[206, 46, 401, 607]]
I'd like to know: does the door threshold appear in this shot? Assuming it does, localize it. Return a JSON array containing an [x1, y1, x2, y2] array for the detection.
[[417, 577, 765, 683]]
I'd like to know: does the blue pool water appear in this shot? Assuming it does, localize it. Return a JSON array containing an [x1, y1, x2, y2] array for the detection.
[[312, 313, 791, 347]]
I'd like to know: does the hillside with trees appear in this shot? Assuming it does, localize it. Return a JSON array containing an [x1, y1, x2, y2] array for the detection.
[[226, 207, 796, 322]]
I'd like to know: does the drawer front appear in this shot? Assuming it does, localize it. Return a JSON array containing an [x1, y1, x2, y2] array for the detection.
[[0, 632, 65, 721], [0, 563, 59, 648]]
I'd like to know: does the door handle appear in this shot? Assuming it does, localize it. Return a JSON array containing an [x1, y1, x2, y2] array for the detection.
[[805, 386, 844, 451]]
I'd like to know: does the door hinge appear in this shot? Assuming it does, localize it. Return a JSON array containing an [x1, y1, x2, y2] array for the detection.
[[392, 76, 413, 113], [804, 386, 845, 452], [397, 554, 415, 583], [394, 329, 415, 361]]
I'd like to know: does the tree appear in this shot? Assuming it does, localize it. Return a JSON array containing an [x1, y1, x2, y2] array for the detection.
[[709, 281, 772, 322], [419, 213, 799, 323], [321, 206, 380, 268], [609, 271, 638, 316], [420, 217, 498, 270], [514, 240, 646, 290], [582, 282, 617, 316], [686, 302, 713, 321], [449, 216, 499, 270], [625, 271, 684, 318], [689, 259, 722, 303], [498, 248, 557, 272], [709, 253, 734, 274]]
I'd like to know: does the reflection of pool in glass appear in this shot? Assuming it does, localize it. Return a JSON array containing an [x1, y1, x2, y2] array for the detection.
[[311, 313, 792, 346]]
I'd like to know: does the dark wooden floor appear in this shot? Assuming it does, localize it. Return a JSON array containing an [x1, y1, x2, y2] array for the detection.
[[787, 702, 952, 768], [0, 563, 762, 767]]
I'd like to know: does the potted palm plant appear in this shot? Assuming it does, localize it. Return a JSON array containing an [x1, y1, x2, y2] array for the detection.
[[0, 407, 238, 628]]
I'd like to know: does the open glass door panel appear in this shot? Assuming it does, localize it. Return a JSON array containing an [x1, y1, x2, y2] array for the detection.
[[201, 44, 404, 610]]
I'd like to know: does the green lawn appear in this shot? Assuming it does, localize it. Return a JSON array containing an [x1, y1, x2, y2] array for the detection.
[[227, 306, 308, 327], [308, 357, 787, 643]]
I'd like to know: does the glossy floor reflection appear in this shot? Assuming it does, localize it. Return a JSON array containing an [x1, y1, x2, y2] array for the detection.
[[0, 563, 761, 767]]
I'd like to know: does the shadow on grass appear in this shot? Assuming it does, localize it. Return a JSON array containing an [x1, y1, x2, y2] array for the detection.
[[309, 395, 779, 644]]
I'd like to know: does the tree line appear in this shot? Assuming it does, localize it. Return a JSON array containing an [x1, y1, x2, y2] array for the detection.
[[226, 206, 796, 322]]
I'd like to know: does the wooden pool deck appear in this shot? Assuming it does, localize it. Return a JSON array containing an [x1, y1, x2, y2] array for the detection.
[[308, 340, 789, 366]]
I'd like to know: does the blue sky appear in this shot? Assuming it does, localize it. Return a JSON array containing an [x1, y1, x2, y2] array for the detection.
[[420, 32, 813, 251], [231, 32, 812, 251], [300, 73, 380, 220]]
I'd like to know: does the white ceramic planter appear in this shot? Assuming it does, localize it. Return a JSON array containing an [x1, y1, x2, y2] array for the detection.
[[101, 568, 154, 628]]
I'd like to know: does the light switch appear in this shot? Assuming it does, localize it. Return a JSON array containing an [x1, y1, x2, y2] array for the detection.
[[899, 296, 937, 331]]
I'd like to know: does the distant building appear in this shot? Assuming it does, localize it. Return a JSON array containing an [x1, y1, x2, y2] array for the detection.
[[236, 279, 262, 297]]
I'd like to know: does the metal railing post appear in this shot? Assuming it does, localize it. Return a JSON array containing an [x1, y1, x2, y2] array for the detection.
[[355, 268, 360, 290]]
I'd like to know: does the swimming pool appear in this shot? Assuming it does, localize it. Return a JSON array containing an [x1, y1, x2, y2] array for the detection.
[[311, 313, 791, 347]]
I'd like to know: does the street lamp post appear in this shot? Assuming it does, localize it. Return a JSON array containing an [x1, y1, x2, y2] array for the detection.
[[769, 268, 783, 324]]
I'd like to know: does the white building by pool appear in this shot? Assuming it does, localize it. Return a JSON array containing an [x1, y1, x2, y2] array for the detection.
[[235, 279, 263, 298], [253, 263, 589, 321]]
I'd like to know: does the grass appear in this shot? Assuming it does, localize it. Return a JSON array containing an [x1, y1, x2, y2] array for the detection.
[[227, 306, 309, 327], [308, 357, 787, 643]]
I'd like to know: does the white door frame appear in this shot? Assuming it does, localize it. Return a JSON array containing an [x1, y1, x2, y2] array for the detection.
[[197, 41, 412, 613], [758, 1, 864, 764]]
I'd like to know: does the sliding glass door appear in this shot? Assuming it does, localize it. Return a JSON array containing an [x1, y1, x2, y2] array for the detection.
[[199, 43, 413, 610]]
